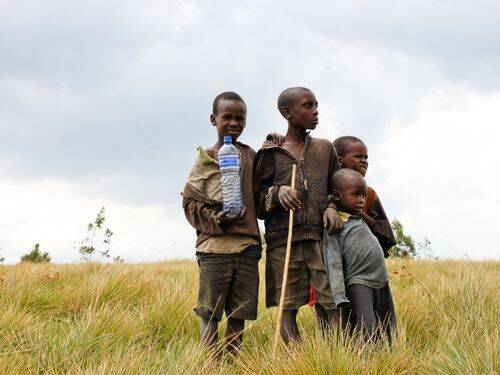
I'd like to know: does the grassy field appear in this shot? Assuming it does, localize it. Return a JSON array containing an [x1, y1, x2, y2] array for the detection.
[[0, 258, 498, 374]]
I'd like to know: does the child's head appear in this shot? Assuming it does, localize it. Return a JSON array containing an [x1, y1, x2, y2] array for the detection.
[[330, 169, 367, 216], [277, 87, 318, 130], [210, 91, 247, 143], [333, 136, 368, 176]]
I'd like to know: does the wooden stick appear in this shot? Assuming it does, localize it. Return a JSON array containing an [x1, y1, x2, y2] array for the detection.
[[273, 164, 297, 353]]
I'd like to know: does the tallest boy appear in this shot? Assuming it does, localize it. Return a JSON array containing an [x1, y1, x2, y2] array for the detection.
[[254, 87, 343, 343]]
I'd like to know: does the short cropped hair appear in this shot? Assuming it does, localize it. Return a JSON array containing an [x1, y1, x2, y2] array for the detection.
[[212, 91, 246, 114], [330, 168, 365, 191], [277, 87, 312, 111], [332, 136, 365, 157]]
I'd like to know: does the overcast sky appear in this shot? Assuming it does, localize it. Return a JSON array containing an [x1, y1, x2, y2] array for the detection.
[[1, 0, 499, 263]]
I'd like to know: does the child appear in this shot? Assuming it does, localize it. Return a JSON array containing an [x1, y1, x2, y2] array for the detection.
[[332, 136, 396, 256], [316, 136, 396, 329], [323, 168, 396, 342], [182, 92, 261, 355], [253, 87, 343, 344]]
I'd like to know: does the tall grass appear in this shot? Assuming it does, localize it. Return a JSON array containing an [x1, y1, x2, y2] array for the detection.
[[0, 259, 498, 374]]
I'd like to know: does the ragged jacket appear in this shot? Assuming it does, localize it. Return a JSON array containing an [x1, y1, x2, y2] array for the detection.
[[253, 134, 339, 251], [182, 142, 260, 248]]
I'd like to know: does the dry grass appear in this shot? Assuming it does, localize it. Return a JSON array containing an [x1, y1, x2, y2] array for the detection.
[[0, 258, 498, 374]]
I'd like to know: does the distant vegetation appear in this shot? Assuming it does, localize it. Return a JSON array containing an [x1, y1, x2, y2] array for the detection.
[[20, 243, 51, 263], [390, 219, 416, 258], [76, 207, 115, 262], [4, 207, 124, 264]]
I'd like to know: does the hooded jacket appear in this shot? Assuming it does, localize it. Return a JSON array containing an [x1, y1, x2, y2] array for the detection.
[[182, 143, 260, 249], [253, 134, 339, 251]]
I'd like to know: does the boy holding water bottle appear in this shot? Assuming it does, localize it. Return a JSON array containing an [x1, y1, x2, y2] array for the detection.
[[182, 92, 261, 355]]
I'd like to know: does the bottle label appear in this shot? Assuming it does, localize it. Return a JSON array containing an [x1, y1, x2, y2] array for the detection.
[[219, 156, 239, 168]]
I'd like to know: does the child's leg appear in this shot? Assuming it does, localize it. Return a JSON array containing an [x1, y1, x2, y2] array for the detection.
[[346, 284, 377, 342], [224, 245, 260, 353], [315, 304, 344, 336], [329, 307, 347, 330], [281, 308, 300, 344], [310, 286, 330, 332], [267, 242, 309, 344], [225, 317, 245, 354], [305, 241, 337, 335], [195, 252, 234, 349], [373, 284, 396, 343], [200, 317, 218, 348], [314, 303, 329, 333]]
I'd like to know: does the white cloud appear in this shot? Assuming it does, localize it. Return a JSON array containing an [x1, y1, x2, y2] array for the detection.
[[370, 90, 500, 259], [0, 77, 85, 134]]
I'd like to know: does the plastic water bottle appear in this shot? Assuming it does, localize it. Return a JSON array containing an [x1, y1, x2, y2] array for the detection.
[[218, 135, 244, 217]]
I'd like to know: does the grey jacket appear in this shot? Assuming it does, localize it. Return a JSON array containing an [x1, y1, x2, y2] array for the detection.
[[323, 215, 389, 308]]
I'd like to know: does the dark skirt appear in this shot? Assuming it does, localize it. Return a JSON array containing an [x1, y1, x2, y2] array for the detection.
[[341, 283, 396, 342]]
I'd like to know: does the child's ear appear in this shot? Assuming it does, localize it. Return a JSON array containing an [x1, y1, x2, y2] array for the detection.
[[338, 157, 344, 167], [279, 106, 290, 119], [209, 114, 216, 126], [332, 189, 341, 202]]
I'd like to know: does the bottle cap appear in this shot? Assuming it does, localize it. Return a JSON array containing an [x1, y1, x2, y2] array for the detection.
[[223, 135, 232, 143]]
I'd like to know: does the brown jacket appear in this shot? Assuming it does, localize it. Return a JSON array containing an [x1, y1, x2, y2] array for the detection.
[[182, 142, 260, 248], [254, 134, 339, 251], [364, 186, 396, 257]]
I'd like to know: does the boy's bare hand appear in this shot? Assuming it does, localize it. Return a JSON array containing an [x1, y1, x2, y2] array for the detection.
[[266, 132, 285, 146], [213, 208, 246, 225], [278, 185, 301, 211], [323, 207, 343, 234]]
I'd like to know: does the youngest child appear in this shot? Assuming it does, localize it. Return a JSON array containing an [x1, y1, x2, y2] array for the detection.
[[323, 169, 396, 342]]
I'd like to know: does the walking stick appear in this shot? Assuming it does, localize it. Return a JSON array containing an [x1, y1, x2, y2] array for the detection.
[[273, 164, 297, 353]]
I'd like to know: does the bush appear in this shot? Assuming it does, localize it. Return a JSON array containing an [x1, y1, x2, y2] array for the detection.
[[389, 219, 416, 258], [20, 243, 51, 263], [76, 207, 123, 263]]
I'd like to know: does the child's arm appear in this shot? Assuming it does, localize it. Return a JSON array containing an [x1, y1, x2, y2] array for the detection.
[[253, 149, 301, 215], [182, 195, 246, 234], [322, 231, 350, 308], [324, 205, 343, 234], [324, 143, 344, 233], [253, 151, 286, 218], [363, 189, 396, 257], [360, 211, 376, 228], [182, 196, 225, 235]]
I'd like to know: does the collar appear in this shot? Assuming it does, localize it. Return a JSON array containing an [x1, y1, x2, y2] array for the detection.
[[196, 146, 217, 166], [338, 211, 351, 223], [260, 132, 312, 151]]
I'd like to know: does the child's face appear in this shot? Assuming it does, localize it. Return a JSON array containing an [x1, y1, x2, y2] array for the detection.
[[286, 91, 319, 130], [334, 175, 367, 216], [210, 99, 247, 142], [340, 142, 368, 176]]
